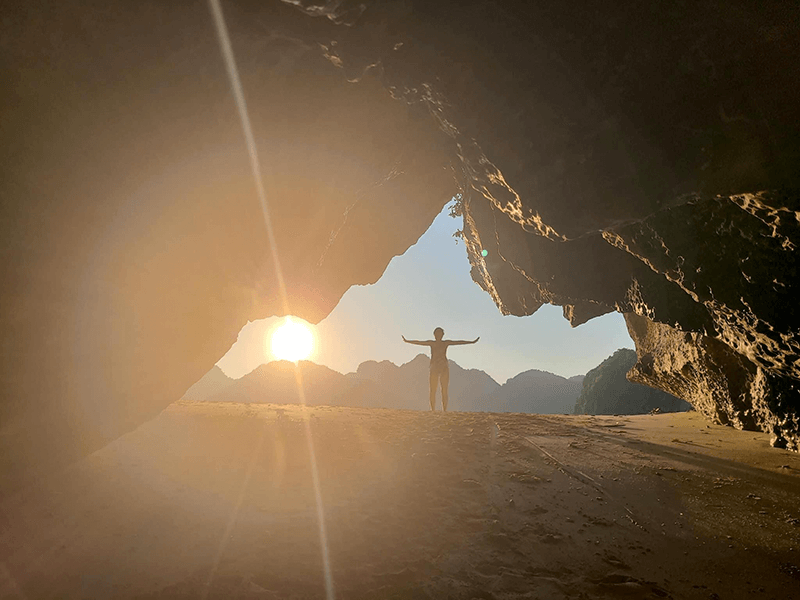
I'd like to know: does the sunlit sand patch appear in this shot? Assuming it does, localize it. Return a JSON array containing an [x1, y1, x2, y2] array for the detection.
[[2, 404, 799, 599]]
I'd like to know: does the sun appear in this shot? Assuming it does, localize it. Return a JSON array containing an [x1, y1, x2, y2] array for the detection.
[[270, 317, 314, 362]]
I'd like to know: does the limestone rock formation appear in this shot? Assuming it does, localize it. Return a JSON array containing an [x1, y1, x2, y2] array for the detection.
[[625, 314, 800, 450], [293, 0, 800, 445], [575, 348, 690, 416], [2, 0, 799, 487]]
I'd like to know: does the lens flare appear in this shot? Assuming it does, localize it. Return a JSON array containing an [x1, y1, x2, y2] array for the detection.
[[271, 318, 314, 362], [207, 2, 334, 598]]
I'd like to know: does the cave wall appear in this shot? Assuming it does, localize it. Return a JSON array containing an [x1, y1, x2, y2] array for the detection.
[[626, 313, 800, 450], [0, 0, 455, 489], [2, 0, 799, 488]]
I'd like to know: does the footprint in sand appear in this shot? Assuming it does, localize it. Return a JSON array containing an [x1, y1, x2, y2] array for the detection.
[[593, 574, 670, 598], [457, 478, 483, 490], [526, 505, 549, 516], [602, 554, 631, 570]]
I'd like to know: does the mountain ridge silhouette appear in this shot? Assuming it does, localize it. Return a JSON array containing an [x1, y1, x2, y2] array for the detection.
[[191, 355, 583, 413]]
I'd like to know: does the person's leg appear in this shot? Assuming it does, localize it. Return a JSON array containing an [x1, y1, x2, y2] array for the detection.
[[441, 368, 450, 412], [429, 370, 438, 411]]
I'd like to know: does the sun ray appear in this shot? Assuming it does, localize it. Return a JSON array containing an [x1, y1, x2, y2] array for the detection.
[[201, 421, 267, 600], [207, 3, 334, 598], [294, 367, 336, 600], [207, 0, 289, 314]]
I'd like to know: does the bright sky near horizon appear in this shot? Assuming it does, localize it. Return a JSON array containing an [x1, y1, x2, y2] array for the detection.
[[216, 202, 634, 384]]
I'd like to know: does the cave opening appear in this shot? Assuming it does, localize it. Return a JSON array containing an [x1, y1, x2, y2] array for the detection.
[[191, 199, 679, 418]]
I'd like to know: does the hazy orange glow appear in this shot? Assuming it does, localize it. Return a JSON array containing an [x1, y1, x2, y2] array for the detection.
[[270, 317, 314, 362]]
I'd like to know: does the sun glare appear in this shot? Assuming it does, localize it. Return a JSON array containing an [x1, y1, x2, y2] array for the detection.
[[270, 317, 314, 362]]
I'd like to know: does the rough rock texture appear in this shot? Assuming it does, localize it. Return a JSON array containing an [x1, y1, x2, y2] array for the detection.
[[2, 0, 800, 487], [626, 313, 800, 450], [297, 0, 800, 444], [575, 348, 690, 416]]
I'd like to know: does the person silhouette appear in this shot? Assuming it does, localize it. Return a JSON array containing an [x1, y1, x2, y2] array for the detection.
[[402, 328, 479, 411]]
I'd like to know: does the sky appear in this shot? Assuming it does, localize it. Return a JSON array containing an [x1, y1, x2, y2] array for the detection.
[[216, 201, 634, 384]]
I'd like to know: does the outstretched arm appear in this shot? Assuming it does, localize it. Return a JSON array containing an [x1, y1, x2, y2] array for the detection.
[[402, 335, 432, 346], [446, 337, 480, 346]]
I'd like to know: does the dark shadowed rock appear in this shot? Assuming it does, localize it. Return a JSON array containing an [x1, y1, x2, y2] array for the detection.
[[625, 313, 800, 450], [575, 348, 691, 416]]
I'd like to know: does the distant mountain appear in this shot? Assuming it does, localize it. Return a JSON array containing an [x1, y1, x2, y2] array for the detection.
[[348, 354, 501, 411], [574, 349, 691, 415], [204, 360, 349, 406], [193, 355, 589, 414], [182, 366, 234, 401], [492, 370, 584, 414], [195, 355, 500, 411]]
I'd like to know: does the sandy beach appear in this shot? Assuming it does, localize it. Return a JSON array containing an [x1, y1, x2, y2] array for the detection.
[[2, 402, 799, 599]]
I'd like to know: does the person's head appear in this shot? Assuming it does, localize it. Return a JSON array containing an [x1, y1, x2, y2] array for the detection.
[[433, 327, 444, 340]]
